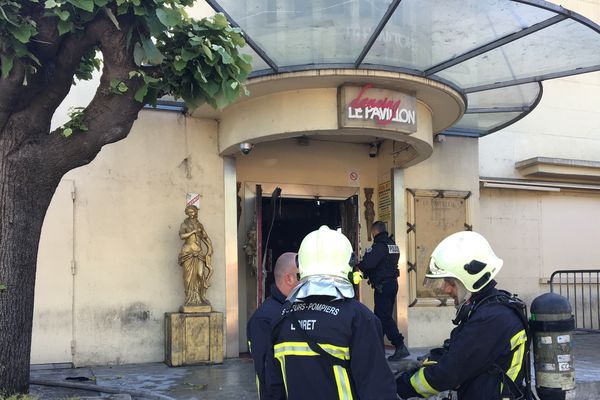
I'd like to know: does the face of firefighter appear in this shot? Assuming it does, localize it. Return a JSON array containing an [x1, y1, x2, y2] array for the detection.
[[443, 277, 472, 307], [443, 278, 460, 305]]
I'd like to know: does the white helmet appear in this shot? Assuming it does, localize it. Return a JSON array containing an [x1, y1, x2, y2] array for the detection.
[[427, 231, 503, 292], [297, 225, 353, 281]]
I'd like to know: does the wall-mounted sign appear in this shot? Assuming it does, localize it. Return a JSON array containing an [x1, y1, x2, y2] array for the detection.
[[338, 84, 417, 133], [186, 192, 200, 208], [378, 181, 392, 226]]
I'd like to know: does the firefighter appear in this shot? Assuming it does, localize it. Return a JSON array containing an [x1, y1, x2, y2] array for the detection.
[[247, 252, 299, 400], [359, 221, 409, 361], [267, 226, 397, 400], [396, 231, 529, 400]]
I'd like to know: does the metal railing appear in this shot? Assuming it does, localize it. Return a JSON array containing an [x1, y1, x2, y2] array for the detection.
[[550, 270, 600, 331]]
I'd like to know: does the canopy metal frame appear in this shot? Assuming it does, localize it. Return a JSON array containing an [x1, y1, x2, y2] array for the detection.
[[205, 0, 600, 137]]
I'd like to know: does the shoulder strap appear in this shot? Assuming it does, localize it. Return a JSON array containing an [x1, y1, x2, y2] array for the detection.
[[476, 292, 538, 400]]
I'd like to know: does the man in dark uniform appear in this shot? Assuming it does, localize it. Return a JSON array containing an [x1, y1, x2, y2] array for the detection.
[[359, 221, 409, 361], [396, 231, 530, 400], [247, 252, 298, 400], [267, 226, 397, 400]]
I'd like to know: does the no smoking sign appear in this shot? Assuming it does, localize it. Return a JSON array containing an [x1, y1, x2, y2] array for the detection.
[[347, 169, 360, 186]]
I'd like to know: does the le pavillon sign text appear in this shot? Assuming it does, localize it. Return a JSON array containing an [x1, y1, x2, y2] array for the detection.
[[338, 84, 417, 133]]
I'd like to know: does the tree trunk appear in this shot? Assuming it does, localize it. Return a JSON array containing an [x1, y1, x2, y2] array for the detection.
[[0, 134, 60, 394]]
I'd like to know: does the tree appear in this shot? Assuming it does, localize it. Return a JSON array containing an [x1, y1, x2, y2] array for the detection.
[[0, 0, 251, 394]]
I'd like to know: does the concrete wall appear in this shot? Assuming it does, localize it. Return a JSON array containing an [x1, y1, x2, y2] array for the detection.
[[32, 112, 226, 365]]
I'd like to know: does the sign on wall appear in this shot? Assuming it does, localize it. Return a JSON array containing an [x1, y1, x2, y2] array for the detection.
[[186, 192, 200, 208], [406, 190, 471, 306], [378, 181, 392, 227], [338, 84, 417, 133]]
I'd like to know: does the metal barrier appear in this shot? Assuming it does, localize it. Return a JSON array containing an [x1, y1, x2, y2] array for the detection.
[[550, 270, 600, 331]]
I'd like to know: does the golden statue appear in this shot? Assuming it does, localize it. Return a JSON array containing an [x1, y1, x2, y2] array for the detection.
[[178, 205, 213, 305]]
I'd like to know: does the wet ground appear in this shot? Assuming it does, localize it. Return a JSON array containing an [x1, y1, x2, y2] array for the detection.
[[29, 332, 600, 399]]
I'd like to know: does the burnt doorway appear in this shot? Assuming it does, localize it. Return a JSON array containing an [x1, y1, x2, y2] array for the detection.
[[259, 195, 359, 300]]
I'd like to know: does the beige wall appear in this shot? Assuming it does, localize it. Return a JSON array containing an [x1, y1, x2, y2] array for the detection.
[[33, 111, 227, 366], [402, 136, 481, 347], [480, 188, 600, 303]]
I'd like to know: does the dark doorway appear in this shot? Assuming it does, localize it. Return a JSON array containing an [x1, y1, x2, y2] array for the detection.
[[261, 197, 342, 297]]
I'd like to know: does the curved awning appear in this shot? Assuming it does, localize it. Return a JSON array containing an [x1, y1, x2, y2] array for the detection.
[[205, 0, 600, 137]]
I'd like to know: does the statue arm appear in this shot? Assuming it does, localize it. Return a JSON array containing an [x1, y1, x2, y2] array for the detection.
[[181, 231, 199, 240]]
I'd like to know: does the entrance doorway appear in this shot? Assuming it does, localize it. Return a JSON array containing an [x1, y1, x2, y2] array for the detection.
[[255, 186, 359, 303]]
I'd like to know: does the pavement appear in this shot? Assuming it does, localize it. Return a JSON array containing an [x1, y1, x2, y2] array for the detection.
[[29, 331, 600, 399]]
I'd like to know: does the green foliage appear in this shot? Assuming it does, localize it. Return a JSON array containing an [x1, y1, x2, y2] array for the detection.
[[0, 282, 6, 291], [0, 1, 40, 78], [59, 107, 87, 137], [154, 12, 252, 108], [0, 0, 251, 110]]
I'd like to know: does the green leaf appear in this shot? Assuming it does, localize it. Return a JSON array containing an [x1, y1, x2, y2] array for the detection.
[[57, 20, 73, 36], [54, 9, 70, 21], [94, 0, 109, 6], [146, 15, 165, 36], [200, 80, 219, 97], [67, 0, 94, 12], [110, 79, 128, 93], [214, 45, 233, 64], [62, 128, 73, 137], [1, 54, 14, 79], [133, 42, 145, 66], [173, 56, 187, 71], [141, 36, 164, 65], [143, 74, 159, 84], [181, 47, 200, 62], [0, 282, 6, 291], [156, 7, 181, 28], [134, 83, 148, 103], [44, 0, 58, 8], [104, 7, 119, 29], [201, 44, 213, 61], [8, 24, 34, 44], [212, 13, 229, 29]]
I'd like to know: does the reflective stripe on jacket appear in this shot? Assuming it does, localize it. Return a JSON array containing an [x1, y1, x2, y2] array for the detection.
[[268, 295, 397, 400], [397, 284, 528, 400]]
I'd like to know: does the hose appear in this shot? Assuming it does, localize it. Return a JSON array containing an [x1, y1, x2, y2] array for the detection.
[[30, 378, 176, 400]]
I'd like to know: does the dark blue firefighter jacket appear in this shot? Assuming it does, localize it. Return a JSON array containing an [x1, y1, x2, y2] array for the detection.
[[247, 284, 288, 400], [396, 283, 528, 400], [267, 295, 398, 400]]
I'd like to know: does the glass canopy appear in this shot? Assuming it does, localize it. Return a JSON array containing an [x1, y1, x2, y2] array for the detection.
[[206, 0, 600, 137]]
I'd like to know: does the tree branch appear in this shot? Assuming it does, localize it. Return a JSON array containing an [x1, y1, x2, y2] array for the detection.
[[0, 58, 26, 132], [23, 20, 101, 134], [36, 14, 145, 175]]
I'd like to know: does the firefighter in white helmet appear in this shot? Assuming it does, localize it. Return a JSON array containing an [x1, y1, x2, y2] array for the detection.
[[267, 225, 397, 400], [396, 231, 531, 400]]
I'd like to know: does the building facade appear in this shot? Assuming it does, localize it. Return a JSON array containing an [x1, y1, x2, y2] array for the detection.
[[31, 0, 600, 365]]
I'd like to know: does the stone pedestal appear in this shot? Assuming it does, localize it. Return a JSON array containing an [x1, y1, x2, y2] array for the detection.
[[164, 307, 223, 366]]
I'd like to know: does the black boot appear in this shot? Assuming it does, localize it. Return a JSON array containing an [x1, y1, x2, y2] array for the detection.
[[387, 344, 410, 361]]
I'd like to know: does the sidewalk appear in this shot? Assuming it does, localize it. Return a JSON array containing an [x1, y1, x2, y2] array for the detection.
[[30, 332, 600, 399]]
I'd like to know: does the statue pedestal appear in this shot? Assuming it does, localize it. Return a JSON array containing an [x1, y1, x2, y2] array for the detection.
[[164, 307, 223, 366]]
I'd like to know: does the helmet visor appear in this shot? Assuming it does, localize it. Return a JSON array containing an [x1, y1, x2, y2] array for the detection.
[[423, 276, 446, 295]]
